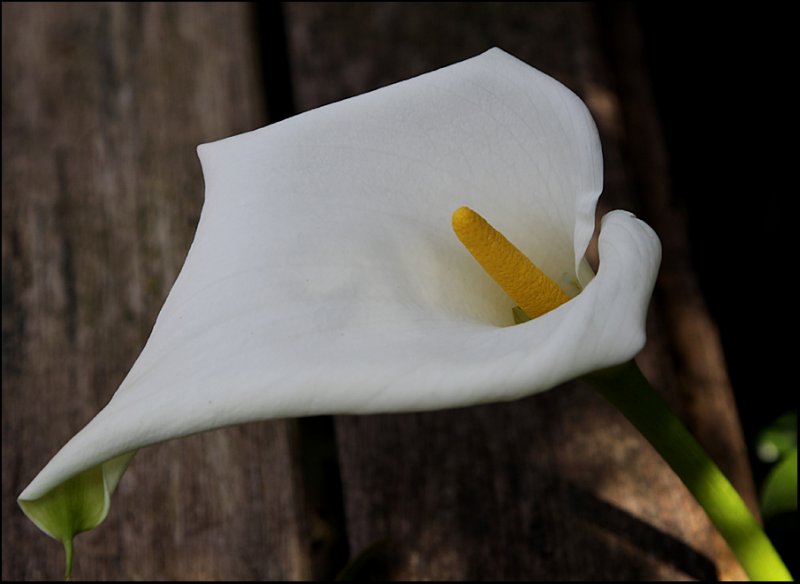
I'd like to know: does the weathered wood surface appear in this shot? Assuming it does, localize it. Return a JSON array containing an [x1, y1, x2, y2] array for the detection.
[[2, 2, 756, 581], [2, 3, 311, 581]]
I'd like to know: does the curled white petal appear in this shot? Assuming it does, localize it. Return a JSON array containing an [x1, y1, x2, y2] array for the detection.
[[20, 49, 659, 508]]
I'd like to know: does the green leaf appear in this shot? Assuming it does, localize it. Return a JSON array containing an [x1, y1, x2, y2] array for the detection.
[[761, 448, 798, 519], [756, 412, 797, 463]]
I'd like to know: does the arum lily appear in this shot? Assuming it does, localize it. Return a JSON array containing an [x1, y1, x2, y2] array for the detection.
[[18, 48, 789, 580]]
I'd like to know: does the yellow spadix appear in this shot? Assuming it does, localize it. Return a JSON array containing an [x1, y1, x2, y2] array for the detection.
[[452, 206, 571, 319]]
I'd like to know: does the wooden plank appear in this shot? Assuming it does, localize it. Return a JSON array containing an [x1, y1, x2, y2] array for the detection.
[[594, 4, 761, 577], [285, 2, 753, 579], [2, 3, 311, 580], [598, 2, 757, 491]]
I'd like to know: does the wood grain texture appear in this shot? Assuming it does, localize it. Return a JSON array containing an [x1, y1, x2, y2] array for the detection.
[[285, 2, 754, 579], [2, 3, 311, 580], [596, 5, 760, 576]]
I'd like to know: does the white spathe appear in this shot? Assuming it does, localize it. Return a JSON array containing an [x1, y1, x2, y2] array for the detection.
[[20, 48, 660, 506]]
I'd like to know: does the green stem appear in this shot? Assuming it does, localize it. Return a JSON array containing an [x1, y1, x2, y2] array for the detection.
[[62, 537, 74, 581], [584, 360, 792, 582]]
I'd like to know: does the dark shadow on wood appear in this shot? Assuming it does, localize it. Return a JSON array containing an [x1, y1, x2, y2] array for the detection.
[[255, 1, 296, 121], [297, 416, 351, 579], [335, 387, 722, 580], [342, 474, 717, 581], [564, 482, 718, 581], [591, 2, 758, 518], [253, 3, 350, 578], [634, 3, 795, 485]]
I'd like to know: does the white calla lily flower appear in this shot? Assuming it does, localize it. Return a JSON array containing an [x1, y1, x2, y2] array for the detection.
[[19, 48, 660, 554]]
